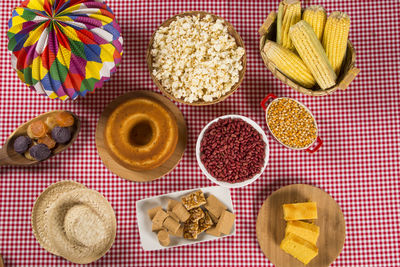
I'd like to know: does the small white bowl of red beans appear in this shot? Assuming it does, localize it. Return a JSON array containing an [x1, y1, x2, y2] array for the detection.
[[196, 115, 269, 188]]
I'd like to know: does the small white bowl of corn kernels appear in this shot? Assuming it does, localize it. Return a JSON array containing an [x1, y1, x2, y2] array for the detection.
[[260, 94, 322, 153]]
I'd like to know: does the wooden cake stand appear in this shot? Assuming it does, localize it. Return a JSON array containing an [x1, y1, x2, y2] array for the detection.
[[96, 90, 187, 182]]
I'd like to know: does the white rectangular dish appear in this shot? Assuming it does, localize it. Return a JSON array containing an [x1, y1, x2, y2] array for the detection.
[[136, 186, 235, 251]]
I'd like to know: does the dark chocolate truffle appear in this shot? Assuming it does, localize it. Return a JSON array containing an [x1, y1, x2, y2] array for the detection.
[[51, 126, 71, 144], [13, 136, 32, 154], [29, 144, 51, 161]]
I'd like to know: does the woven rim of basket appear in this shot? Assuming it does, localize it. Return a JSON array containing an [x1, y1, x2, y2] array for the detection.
[[259, 13, 356, 97]]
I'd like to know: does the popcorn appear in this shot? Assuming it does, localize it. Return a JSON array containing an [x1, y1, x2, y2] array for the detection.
[[151, 15, 245, 103]]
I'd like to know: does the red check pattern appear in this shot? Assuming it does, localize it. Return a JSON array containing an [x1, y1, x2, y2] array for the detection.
[[0, 0, 399, 266]]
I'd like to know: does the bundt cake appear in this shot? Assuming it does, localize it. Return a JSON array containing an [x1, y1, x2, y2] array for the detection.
[[105, 96, 178, 171]]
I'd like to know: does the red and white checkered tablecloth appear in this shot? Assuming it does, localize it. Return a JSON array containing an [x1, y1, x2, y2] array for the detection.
[[0, 0, 399, 266]]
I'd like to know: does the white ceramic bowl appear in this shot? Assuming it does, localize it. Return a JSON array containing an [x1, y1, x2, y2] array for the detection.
[[196, 115, 270, 188]]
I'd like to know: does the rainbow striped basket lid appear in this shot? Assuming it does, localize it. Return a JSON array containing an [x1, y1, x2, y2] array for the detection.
[[7, 0, 123, 100]]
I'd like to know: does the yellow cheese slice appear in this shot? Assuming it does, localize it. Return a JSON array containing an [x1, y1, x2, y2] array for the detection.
[[285, 220, 320, 245], [283, 202, 317, 220], [280, 232, 318, 265]]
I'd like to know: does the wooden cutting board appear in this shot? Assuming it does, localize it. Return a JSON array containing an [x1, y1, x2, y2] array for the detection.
[[0, 254, 4, 267], [256, 184, 345, 267], [96, 90, 187, 182]]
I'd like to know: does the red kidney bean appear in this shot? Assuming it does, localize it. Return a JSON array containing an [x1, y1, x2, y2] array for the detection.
[[200, 118, 266, 183]]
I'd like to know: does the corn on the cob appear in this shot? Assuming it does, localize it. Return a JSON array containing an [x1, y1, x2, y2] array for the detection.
[[302, 5, 327, 41], [277, 1, 285, 44], [289, 20, 337, 89], [264, 40, 316, 88], [276, 0, 301, 50], [323, 11, 350, 75]]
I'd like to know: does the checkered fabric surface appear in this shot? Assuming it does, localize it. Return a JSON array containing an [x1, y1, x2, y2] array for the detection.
[[0, 0, 399, 266]]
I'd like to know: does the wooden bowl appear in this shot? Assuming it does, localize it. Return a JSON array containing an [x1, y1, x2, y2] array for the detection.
[[259, 11, 360, 96], [256, 184, 346, 267], [147, 11, 247, 105], [0, 110, 81, 166], [95, 91, 187, 182]]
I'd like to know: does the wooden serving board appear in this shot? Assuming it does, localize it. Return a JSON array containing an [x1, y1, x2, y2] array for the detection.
[[256, 184, 345, 267], [0, 254, 4, 267], [95, 91, 187, 182]]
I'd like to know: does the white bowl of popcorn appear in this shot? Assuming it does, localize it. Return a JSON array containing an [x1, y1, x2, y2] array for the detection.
[[147, 11, 247, 106]]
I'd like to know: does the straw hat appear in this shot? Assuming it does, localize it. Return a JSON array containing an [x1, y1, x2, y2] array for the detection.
[[31, 181, 116, 264], [31, 180, 86, 255], [46, 189, 116, 264]]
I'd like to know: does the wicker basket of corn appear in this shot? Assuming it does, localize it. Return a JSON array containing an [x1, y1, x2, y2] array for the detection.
[[259, 1, 360, 96]]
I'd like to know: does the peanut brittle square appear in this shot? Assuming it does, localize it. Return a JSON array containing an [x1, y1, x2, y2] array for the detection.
[[183, 219, 199, 240], [181, 190, 207, 210], [183, 231, 198, 240], [198, 211, 213, 233], [188, 207, 205, 223]]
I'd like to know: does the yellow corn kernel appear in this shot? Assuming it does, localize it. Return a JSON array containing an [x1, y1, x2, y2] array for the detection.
[[264, 41, 316, 88], [303, 5, 327, 41], [289, 20, 337, 89], [323, 11, 350, 75], [276, 0, 301, 50]]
